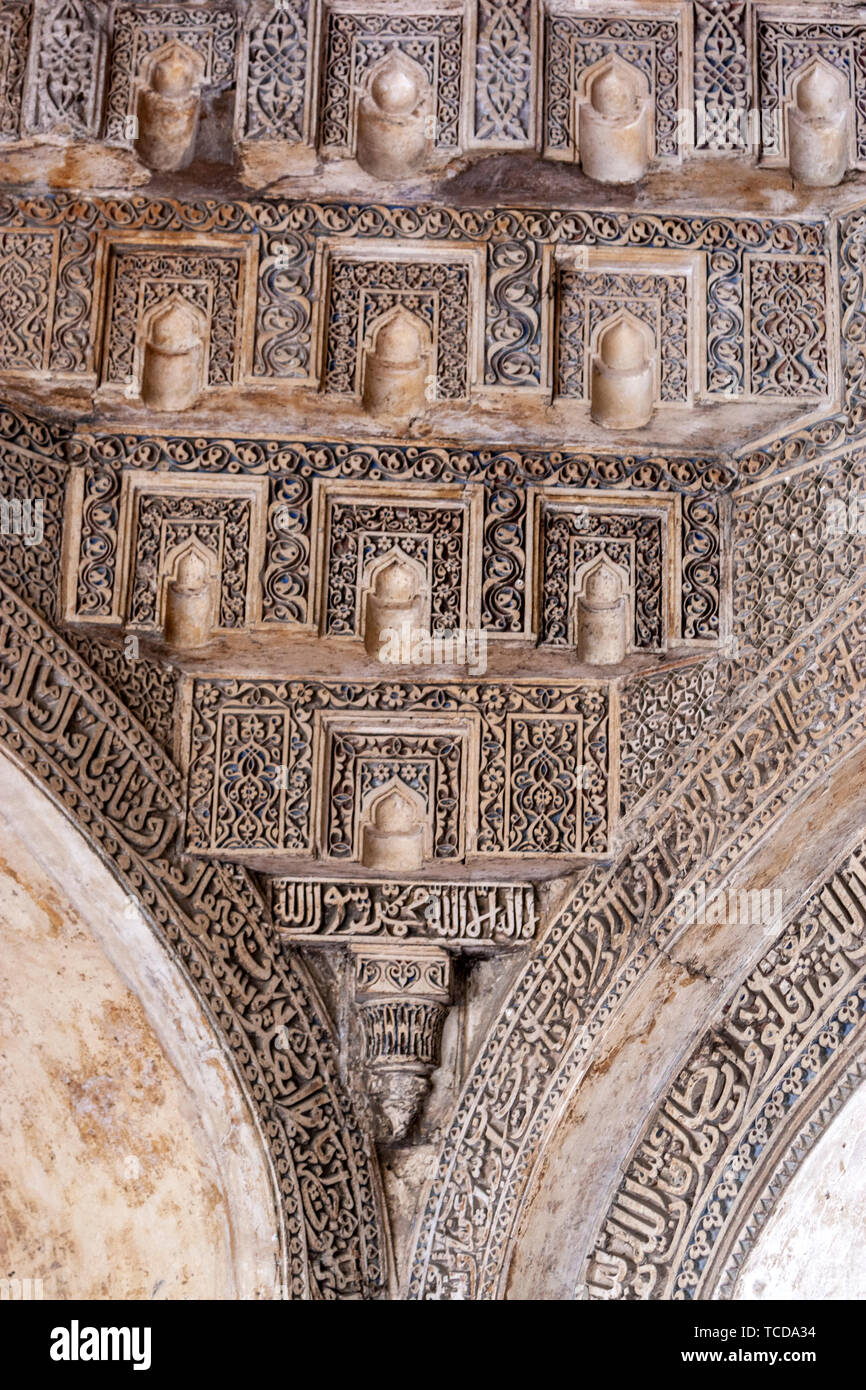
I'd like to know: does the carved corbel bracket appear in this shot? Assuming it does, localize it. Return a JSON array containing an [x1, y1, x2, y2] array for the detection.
[[271, 876, 539, 1144], [351, 941, 452, 1144]]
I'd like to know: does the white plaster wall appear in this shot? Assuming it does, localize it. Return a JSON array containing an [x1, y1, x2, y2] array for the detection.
[[733, 1079, 866, 1301], [0, 750, 281, 1299]]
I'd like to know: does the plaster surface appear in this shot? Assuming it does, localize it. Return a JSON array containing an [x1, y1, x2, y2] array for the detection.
[[733, 1080, 866, 1301], [0, 752, 280, 1300]]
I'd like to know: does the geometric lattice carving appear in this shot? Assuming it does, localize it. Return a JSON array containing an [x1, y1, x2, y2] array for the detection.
[[240, 0, 313, 143], [693, 0, 749, 151], [473, 0, 535, 148], [620, 660, 725, 815], [732, 449, 862, 680], [186, 677, 614, 862], [23, 0, 106, 136], [543, 1, 689, 164]]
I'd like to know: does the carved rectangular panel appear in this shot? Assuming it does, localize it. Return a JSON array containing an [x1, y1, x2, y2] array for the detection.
[[0, 2, 30, 140], [239, 0, 312, 143], [270, 877, 539, 941], [311, 479, 483, 638], [95, 231, 257, 395], [0, 229, 57, 372], [542, 1, 690, 164], [104, 2, 238, 144], [63, 470, 268, 629], [317, 0, 466, 155], [353, 943, 452, 999], [755, 4, 866, 167], [352, 943, 452, 1005], [185, 677, 615, 862], [352, 941, 452, 998], [312, 239, 485, 399], [693, 0, 749, 150], [746, 253, 830, 398], [504, 712, 586, 855], [472, 0, 536, 149], [23, 0, 106, 136], [239, 0, 314, 144], [532, 491, 682, 651]]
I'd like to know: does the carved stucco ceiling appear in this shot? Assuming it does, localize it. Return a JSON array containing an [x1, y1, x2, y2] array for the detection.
[[0, 0, 864, 1301]]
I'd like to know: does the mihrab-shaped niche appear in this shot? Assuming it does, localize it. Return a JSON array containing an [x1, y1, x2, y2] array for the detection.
[[361, 548, 429, 661], [135, 40, 205, 172], [317, 713, 470, 870], [756, 11, 866, 180], [590, 312, 655, 431], [787, 56, 850, 188], [139, 295, 206, 413], [317, 2, 464, 175], [103, 2, 238, 159], [554, 246, 701, 427], [575, 555, 629, 667], [361, 305, 432, 423], [355, 48, 432, 181], [61, 470, 269, 652], [121, 478, 266, 647], [161, 538, 218, 652], [96, 233, 255, 411], [578, 55, 651, 185], [312, 479, 483, 658], [314, 240, 483, 412], [360, 781, 429, 873], [542, 2, 686, 170], [532, 489, 688, 665]]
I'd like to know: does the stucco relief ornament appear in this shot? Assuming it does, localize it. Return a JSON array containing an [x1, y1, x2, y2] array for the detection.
[[136, 42, 204, 171], [579, 58, 651, 184], [356, 49, 432, 180], [787, 59, 850, 188]]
